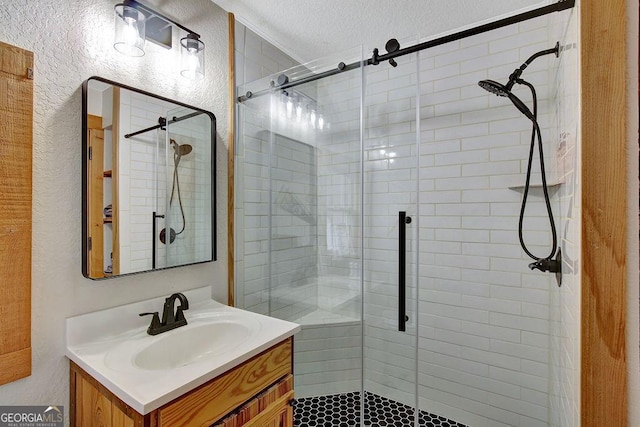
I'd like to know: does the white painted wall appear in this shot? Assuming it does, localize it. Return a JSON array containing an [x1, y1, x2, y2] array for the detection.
[[0, 0, 228, 412]]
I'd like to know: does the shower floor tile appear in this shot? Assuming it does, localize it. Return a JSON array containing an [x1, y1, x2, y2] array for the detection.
[[293, 391, 468, 427]]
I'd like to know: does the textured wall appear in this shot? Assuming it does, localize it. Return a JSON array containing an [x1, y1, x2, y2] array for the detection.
[[0, 0, 228, 410], [214, 0, 552, 63]]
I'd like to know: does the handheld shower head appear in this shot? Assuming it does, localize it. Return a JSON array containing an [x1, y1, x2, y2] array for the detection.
[[478, 79, 534, 121], [478, 79, 510, 97], [165, 139, 194, 240], [170, 139, 193, 157]]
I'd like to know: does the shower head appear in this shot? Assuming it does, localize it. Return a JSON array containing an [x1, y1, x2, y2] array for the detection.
[[478, 79, 510, 97], [170, 139, 193, 156], [176, 143, 193, 156], [478, 79, 534, 121]]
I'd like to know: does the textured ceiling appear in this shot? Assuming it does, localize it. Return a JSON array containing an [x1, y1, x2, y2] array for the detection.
[[212, 0, 552, 63]]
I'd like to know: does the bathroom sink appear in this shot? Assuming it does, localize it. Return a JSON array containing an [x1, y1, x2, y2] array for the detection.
[[103, 312, 262, 373], [134, 319, 252, 370]]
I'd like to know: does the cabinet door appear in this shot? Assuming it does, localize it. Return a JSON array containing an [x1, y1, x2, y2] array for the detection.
[[75, 376, 136, 427], [243, 398, 293, 427], [222, 390, 293, 427], [70, 362, 143, 427]]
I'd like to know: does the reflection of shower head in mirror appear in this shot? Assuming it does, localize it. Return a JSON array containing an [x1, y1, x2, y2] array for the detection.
[[170, 139, 193, 165]]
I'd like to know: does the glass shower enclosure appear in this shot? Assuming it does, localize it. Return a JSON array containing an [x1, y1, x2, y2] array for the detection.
[[235, 6, 576, 426]]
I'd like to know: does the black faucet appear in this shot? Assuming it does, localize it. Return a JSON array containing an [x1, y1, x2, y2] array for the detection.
[[139, 293, 189, 335]]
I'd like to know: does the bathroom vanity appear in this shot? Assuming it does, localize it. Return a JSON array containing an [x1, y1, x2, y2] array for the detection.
[[69, 339, 293, 426], [66, 288, 300, 426]]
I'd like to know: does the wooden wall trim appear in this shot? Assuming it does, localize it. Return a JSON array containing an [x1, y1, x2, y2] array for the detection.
[[228, 12, 236, 307], [0, 41, 33, 386], [112, 87, 120, 275], [580, 1, 628, 425], [0, 348, 31, 385]]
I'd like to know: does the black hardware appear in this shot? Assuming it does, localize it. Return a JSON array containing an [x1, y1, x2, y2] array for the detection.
[[277, 74, 289, 86], [152, 212, 164, 269], [124, 112, 202, 139], [505, 42, 560, 94], [528, 247, 562, 286], [160, 227, 176, 245], [139, 312, 161, 335], [371, 48, 380, 65], [338, 62, 346, 71], [385, 38, 400, 67], [399, 211, 411, 332], [236, 0, 575, 103], [140, 293, 189, 335]]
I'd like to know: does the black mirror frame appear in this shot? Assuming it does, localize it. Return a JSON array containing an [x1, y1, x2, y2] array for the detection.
[[81, 76, 217, 280]]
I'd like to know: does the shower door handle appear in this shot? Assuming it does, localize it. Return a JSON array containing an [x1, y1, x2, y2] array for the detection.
[[152, 211, 164, 269], [399, 211, 411, 332]]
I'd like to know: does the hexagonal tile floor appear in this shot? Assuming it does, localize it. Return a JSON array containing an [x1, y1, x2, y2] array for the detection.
[[293, 391, 468, 426]]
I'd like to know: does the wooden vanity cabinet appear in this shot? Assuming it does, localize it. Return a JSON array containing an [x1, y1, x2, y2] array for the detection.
[[70, 338, 294, 427]]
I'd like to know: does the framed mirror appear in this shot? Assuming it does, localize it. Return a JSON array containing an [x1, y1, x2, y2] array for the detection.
[[82, 76, 216, 279]]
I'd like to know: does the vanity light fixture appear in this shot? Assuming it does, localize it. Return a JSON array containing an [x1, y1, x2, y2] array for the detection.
[[180, 33, 205, 80], [113, 0, 205, 80], [113, 4, 146, 57]]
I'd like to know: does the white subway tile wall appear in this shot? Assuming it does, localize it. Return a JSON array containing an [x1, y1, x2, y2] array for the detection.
[[235, 9, 578, 427], [547, 7, 580, 427]]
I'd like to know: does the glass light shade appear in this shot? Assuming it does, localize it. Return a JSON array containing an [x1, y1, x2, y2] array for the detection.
[[114, 4, 146, 57], [180, 35, 205, 80]]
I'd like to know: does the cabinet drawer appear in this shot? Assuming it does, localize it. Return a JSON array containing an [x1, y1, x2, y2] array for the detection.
[[158, 338, 292, 427], [214, 375, 293, 426]]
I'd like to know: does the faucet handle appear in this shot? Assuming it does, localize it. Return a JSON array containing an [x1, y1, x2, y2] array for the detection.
[[139, 312, 162, 335]]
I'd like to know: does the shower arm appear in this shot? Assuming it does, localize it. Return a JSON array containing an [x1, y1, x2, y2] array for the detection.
[[505, 42, 560, 91]]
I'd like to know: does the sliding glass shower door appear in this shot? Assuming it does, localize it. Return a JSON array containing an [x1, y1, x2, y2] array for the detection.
[[236, 47, 421, 425]]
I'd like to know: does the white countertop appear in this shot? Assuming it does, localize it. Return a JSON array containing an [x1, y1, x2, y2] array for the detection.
[[65, 287, 301, 414]]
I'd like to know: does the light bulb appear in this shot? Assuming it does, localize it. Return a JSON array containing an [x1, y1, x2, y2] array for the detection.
[[318, 115, 325, 130], [113, 5, 145, 57], [187, 49, 200, 72], [123, 19, 139, 46]]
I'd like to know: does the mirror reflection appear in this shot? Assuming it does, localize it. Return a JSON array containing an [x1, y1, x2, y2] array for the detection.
[[82, 77, 216, 279]]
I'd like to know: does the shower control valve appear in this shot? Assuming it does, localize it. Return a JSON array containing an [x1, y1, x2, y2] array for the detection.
[[527, 248, 562, 287], [528, 258, 559, 273]]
